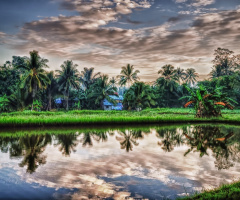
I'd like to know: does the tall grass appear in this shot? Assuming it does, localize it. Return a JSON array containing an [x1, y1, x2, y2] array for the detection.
[[0, 108, 239, 127]]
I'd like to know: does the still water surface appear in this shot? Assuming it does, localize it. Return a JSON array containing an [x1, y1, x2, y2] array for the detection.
[[0, 124, 240, 200]]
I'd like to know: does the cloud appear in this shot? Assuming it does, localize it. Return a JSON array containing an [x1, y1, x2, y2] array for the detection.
[[191, 0, 215, 7], [2, 0, 240, 80], [0, 32, 6, 44], [175, 0, 215, 7], [175, 0, 187, 3]]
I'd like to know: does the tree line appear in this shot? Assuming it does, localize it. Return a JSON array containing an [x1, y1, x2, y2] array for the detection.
[[0, 47, 239, 112]]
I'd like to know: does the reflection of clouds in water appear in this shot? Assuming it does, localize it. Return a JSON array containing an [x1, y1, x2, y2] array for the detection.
[[1, 127, 240, 199], [12, 132, 240, 199]]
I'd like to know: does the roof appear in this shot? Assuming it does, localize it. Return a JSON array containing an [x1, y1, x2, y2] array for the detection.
[[108, 95, 123, 101], [103, 100, 123, 106], [103, 99, 112, 106], [103, 95, 123, 106]]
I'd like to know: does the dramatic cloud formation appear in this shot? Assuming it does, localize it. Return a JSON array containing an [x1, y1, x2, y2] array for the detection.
[[0, 0, 239, 80]]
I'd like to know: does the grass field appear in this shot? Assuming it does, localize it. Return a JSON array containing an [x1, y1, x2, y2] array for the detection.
[[0, 108, 240, 127], [179, 180, 240, 200]]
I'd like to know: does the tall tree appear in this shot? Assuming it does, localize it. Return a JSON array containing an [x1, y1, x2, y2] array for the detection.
[[210, 48, 240, 78], [185, 68, 198, 85], [158, 64, 176, 80], [56, 60, 80, 111], [174, 67, 186, 83], [16, 50, 50, 110], [118, 64, 140, 87], [79, 67, 100, 90], [155, 65, 180, 107]]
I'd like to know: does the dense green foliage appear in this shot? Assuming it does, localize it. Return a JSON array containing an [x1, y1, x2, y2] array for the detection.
[[123, 82, 156, 110], [0, 47, 239, 112]]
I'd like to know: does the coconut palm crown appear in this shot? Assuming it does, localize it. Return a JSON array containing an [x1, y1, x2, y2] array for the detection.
[[16, 50, 50, 110], [56, 60, 80, 111], [118, 64, 140, 87]]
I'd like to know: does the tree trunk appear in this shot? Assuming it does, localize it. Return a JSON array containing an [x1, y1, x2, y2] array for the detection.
[[31, 84, 37, 111], [196, 102, 204, 118], [48, 95, 52, 111], [66, 89, 69, 111]]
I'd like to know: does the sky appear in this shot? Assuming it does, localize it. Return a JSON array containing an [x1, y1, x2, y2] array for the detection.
[[0, 0, 240, 81]]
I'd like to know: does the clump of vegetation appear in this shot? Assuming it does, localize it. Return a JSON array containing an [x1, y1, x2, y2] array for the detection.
[[180, 180, 240, 200], [181, 85, 236, 118], [123, 82, 156, 111]]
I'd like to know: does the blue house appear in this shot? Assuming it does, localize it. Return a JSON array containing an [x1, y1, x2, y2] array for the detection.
[[103, 95, 123, 110]]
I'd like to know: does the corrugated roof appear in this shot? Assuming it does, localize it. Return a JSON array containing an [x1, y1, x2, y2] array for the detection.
[[108, 95, 123, 100]]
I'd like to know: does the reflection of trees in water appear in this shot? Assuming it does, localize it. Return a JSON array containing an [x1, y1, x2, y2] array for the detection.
[[156, 128, 185, 152], [80, 131, 108, 147], [18, 134, 52, 173], [116, 130, 145, 152], [54, 133, 79, 156], [0, 134, 52, 173], [212, 140, 240, 170], [1, 126, 240, 173], [182, 126, 239, 169], [156, 125, 240, 170], [0, 137, 21, 156]]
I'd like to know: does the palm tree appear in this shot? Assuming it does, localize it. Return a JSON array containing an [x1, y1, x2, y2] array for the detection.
[[16, 50, 50, 110], [123, 82, 156, 111], [88, 74, 117, 109], [79, 67, 100, 90], [56, 60, 80, 111], [185, 68, 199, 85], [174, 67, 186, 83], [156, 65, 180, 107], [46, 71, 59, 111], [158, 64, 176, 80], [110, 77, 117, 87], [117, 64, 140, 87]]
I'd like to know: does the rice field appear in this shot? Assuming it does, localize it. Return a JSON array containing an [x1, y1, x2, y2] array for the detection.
[[0, 108, 240, 127]]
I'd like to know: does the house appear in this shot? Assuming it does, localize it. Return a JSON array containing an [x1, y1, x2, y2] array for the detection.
[[103, 95, 123, 110]]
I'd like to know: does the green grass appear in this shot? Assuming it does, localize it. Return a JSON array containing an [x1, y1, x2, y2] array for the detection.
[[179, 180, 240, 200], [0, 108, 239, 127]]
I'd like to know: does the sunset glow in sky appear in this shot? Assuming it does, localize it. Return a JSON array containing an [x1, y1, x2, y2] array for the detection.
[[0, 0, 240, 81]]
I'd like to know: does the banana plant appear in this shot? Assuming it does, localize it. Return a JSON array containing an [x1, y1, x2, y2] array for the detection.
[[180, 84, 237, 118]]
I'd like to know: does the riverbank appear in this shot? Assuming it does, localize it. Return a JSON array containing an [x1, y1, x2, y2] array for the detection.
[[0, 108, 240, 127], [180, 180, 240, 200]]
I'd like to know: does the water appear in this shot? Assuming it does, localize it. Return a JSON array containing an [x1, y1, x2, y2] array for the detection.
[[0, 124, 240, 200]]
